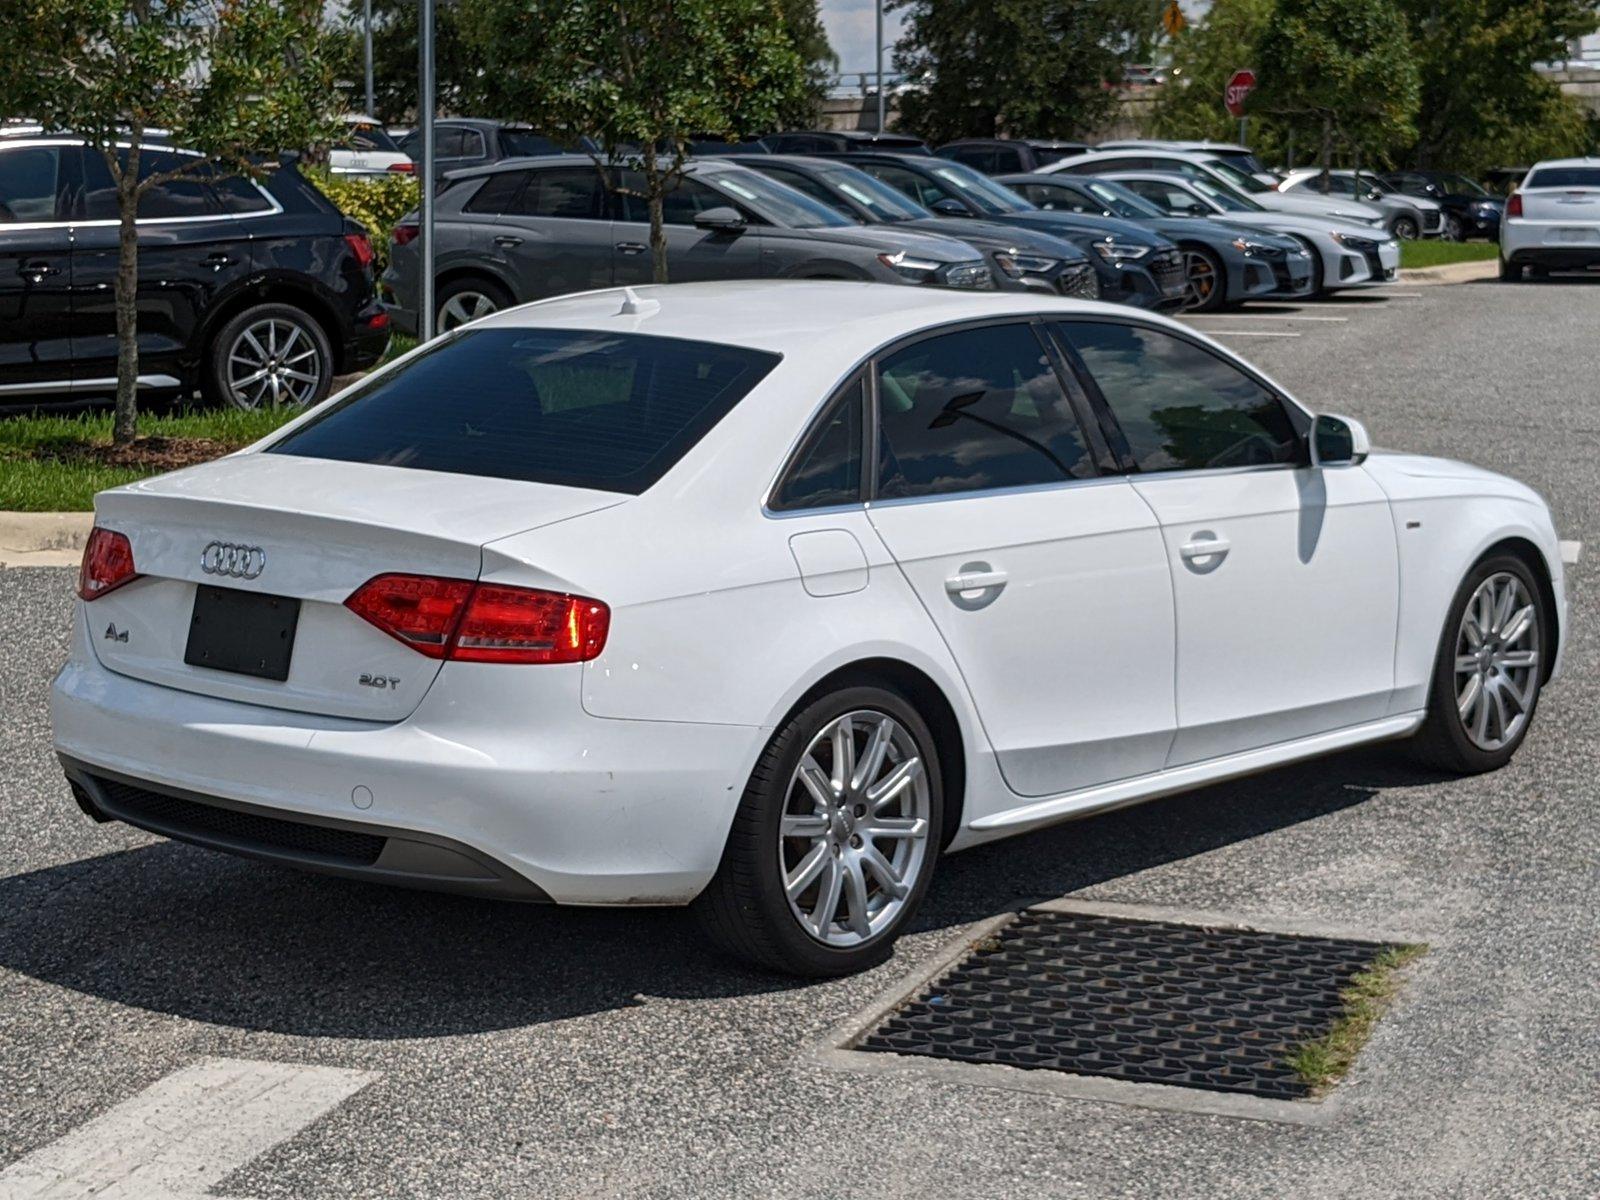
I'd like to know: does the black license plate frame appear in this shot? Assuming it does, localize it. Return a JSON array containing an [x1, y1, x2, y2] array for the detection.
[[183, 585, 301, 682]]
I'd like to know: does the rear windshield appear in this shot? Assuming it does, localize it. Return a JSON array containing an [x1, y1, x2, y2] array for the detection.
[[268, 328, 780, 494], [1524, 167, 1600, 189]]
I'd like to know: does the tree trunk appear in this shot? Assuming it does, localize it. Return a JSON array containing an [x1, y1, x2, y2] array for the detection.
[[645, 153, 668, 284], [1320, 115, 1333, 176], [112, 147, 143, 447]]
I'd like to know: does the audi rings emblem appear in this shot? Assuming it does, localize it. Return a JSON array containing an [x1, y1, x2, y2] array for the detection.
[[200, 541, 266, 580]]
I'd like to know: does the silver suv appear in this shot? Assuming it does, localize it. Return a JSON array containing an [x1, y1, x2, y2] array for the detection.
[[383, 156, 994, 333]]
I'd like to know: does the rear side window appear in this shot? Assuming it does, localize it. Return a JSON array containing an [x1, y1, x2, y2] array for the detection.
[[1523, 167, 1600, 189], [464, 171, 527, 214], [0, 146, 64, 222], [874, 324, 1094, 500], [512, 168, 603, 219], [1058, 321, 1300, 473], [209, 173, 273, 214], [268, 329, 780, 494], [772, 379, 864, 510]]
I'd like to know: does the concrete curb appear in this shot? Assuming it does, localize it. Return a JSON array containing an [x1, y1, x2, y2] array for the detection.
[[0, 511, 94, 569], [1400, 259, 1499, 285]]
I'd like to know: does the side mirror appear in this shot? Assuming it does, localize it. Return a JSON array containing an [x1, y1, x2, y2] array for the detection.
[[693, 206, 745, 232], [1310, 413, 1370, 466], [930, 197, 967, 217]]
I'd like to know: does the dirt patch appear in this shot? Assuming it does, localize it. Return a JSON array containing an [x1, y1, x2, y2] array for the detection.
[[42, 436, 240, 472]]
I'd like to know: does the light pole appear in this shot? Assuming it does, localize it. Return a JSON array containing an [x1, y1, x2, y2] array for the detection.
[[418, 0, 436, 342], [875, 0, 885, 133], [363, 0, 375, 117]]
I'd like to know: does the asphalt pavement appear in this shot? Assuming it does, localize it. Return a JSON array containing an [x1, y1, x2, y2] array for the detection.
[[1, 278, 1596, 1199]]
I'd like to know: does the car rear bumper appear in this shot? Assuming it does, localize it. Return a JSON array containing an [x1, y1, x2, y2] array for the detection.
[[51, 606, 763, 906]]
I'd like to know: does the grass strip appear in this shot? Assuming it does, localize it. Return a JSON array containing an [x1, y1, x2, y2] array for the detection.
[[1399, 240, 1499, 270], [1285, 943, 1426, 1093]]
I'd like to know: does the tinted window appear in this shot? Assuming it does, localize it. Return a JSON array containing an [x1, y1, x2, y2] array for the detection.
[[1120, 178, 1210, 215], [756, 165, 847, 213], [773, 379, 864, 509], [499, 130, 562, 157], [514, 167, 602, 218], [0, 146, 63, 222], [993, 147, 1025, 172], [435, 128, 468, 158], [875, 324, 1094, 500], [1018, 182, 1093, 212], [210, 172, 273, 214], [343, 122, 400, 153], [269, 328, 780, 494], [460, 130, 486, 158], [1524, 167, 1600, 189], [464, 171, 527, 214], [859, 162, 950, 210], [946, 147, 998, 172], [617, 175, 728, 225], [136, 151, 217, 218], [1059, 321, 1299, 473]]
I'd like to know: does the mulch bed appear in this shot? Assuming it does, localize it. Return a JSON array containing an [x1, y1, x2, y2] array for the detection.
[[40, 436, 238, 472]]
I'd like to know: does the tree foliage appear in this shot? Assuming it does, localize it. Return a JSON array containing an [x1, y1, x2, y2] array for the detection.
[[1151, 0, 1276, 142], [333, 0, 489, 124], [0, 0, 340, 442], [890, 0, 1167, 143], [1249, 0, 1421, 168], [462, 0, 810, 283]]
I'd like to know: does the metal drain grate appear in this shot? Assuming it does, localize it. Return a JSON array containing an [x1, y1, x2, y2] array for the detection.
[[856, 911, 1397, 1100]]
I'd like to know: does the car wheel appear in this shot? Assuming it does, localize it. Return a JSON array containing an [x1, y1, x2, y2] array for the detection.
[[1181, 246, 1226, 311], [436, 277, 511, 331], [1291, 236, 1326, 295], [206, 303, 334, 411], [1411, 555, 1547, 774], [1392, 216, 1419, 241], [1443, 214, 1464, 242], [695, 684, 943, 976], [1500, 257, 1525, 282]]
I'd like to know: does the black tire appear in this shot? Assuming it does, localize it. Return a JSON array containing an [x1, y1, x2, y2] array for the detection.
[[1392, 216, 1419, 241], [694, 683, 944, 977], [435, 276, 511, 332], [1181, 245, 1227, 311], [1411, 554, 1548, 774], [204, 302, 334, 410], [1443, 213, 1464, 242], [1500, 256, 1525, 282], [1292, 236, 1326, 296]]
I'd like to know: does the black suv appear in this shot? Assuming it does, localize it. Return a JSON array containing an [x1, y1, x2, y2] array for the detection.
[[0, 136, 389, 409]]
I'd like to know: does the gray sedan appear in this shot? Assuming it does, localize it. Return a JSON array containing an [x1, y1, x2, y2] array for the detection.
[[383, 156, 994, 334]]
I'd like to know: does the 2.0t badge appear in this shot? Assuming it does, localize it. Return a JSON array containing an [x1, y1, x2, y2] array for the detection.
[[199, 541, 266, 580]]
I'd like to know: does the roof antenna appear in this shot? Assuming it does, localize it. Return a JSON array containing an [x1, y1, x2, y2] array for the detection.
[[618, 287, 659, 316]]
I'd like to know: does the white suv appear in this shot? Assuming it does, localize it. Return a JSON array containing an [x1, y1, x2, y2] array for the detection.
[[1500, 158, 1600, 281]]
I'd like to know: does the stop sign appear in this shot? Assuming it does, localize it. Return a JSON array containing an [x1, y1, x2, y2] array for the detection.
[[1225, 69, 1257, 118]]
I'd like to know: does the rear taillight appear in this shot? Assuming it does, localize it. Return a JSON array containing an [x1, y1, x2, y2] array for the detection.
[[392, 222, 419, 247], [344, 232, 375, 268], [388, 161, 416, 174], [78, 527, 138, 601], [1507, 193, 1523, 218], [345, 574, 610, 664]]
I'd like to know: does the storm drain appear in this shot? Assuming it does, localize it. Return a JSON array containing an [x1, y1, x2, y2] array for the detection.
[[855, 910, 1400, 1101]]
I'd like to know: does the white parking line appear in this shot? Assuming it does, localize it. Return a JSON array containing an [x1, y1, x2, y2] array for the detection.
[[1198, 330, 1303, 338], [1185, 313, 1349, 322], [0, 1058, 378, 1199], [1560, 540, 1582, 564]]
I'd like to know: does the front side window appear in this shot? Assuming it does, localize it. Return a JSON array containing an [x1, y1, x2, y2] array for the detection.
[[616, 174, 731, 225], [772, 379, 863, 510], [0, 146, 63, 223], [1058, 321, 1300, 473], [858, 162, 948, 210], [874, 323, 1094, 500], [268, 328, 780, 494], [514, 167, 603, 219], [464, 171, 527, 214]]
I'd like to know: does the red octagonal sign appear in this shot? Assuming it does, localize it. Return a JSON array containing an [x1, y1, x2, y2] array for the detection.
[[1225, 69, 1257, 117]]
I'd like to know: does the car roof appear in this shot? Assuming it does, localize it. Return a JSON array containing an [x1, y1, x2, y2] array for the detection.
[[471, 281, 1155, 357], [1527, 156, 1600, 169], [444, 152, 741, 179], [1056, 148, 1216, 168]]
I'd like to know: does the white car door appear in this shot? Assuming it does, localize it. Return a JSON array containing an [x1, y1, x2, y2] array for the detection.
[[1055, 318, 1399, 766], [863, 321, 1177, 798]]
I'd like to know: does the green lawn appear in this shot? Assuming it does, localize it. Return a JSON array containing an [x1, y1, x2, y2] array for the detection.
[[0, 408, 300, 512], [1400, 240, 1500, 270]]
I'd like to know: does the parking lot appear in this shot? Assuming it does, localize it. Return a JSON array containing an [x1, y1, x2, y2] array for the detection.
[[1, 278, 1596, 1198]]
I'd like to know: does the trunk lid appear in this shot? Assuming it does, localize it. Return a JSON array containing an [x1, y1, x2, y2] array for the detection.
[[1519, 185, 1600, 228], [87, 453, 624, 721]]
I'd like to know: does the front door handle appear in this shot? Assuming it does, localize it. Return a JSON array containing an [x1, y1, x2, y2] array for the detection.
[[1179, 534, 1231, 561], [492, 234, 523, 248], [944, 569, 1008, 593], [203, 252, 232, 271], [18, 261, 61, 280], [615, 241, 648, 255]]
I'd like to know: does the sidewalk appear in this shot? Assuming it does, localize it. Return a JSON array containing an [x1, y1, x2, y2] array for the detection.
[[0, 512, 92, 568]]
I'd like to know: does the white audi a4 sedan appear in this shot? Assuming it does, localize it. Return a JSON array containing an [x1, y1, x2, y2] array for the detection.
[[53, 282, 1565, 976]]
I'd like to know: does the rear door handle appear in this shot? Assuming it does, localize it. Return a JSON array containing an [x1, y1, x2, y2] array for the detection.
[[203, 252, 232, 270], [944, 569, 1008, 593], [1179, 535, 1230, 561], [18, 261, 61, 279], [616, 241, 648, 255], [493, 235, 523, 248]]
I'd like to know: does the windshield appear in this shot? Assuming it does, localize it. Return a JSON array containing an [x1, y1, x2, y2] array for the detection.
[[1083, 180, 1165, 219], [712, 170, 853, 228], [268, 329, 780, 494], [1355, 172, 1395, 194], [822, 166, 929, 221], [342, 121, 400, 153], [1213, 149, 1271, 176], [927, 161, 1033, 215], [1204, 157, 1272, 194], [1191, 177, 1265, 213], [1441, 173, 1489, 196]]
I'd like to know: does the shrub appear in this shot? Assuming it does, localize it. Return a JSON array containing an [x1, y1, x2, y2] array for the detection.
[[308, 170, 419, 267]]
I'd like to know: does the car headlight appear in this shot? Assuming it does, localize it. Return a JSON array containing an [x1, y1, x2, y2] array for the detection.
[[1092, 238, 1151, 262], [877, 250, 942, 280], [1230, 237, 1273, 256], [993, 252, 1060, 277], [1330, 231, 1380, 250]]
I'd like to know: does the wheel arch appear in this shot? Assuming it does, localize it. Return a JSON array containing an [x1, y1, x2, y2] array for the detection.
[[196, 278, 345, 373], [433, 262, 517, 301]]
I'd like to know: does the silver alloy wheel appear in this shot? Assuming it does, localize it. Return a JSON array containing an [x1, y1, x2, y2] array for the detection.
[[1454, 571, 1541, 751], [226, 318, 323, 409], [779, 710, 932, 948], [438, 290, 499, 330], [1182, 250, 1218, 308], [1394, 217, 1419, 240]]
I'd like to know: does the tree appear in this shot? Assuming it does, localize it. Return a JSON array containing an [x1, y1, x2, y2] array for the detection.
[[890, 0, 1166, 143], [464, 0, 809, 284], [1249, 0, 1421, 171], [1396, 0, 1600, 172], [774, 0, 838, 128], [335, 0, 487, 124], [1151, 0, 1276, 142], [0, 0, 339, 444]]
